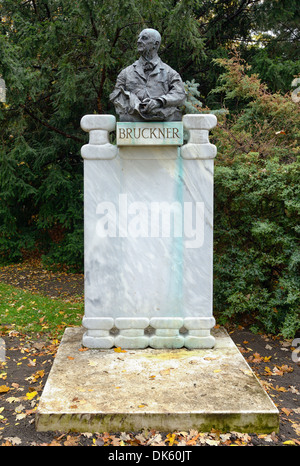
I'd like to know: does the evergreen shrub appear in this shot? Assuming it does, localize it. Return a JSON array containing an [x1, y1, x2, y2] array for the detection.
[[210, 53, 300, 337]]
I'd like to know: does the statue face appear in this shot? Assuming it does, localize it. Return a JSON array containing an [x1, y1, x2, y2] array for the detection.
[[137, 30, 159, 56]]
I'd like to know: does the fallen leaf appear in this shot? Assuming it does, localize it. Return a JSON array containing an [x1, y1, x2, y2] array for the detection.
[[147, 433, 164, 446], [6, 396, 20, 403], [26, 391, 38, 400], [114, 347, 127, 353], [119, 432, 131, 442], [186, 433, 200, 445], [252, 352, 263, 363], [281, 407, 292, 416], [111, 436, 120, 446], [206, 439, 220, 446], [0, 385, 10, 393], [48, 439, 62, 446], [135, 433, 147, 443], [220, 433, 231, 442], [275, 130, 286, 135], [1, 440, 13, 446], [263, 434, 275, 442], [14, 404, 25, 413], [34, 369, 45, 380], [272, 367, 284, 376], [275, 386, 287, 392], [159, 368, 173, 376], [166, 433, 178, 446], [27, 358, 37, 367], [283, 440, 296, 445], [64, 435, 80, 446], [88, 360, 97, 366], [278, 364, 294, 373], [4, 437, 22, 445]]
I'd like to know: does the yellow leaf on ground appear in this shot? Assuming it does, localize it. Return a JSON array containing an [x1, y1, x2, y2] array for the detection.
[[275, 386, 287, 392], [114, 347, 127, 353], [0, 385, 10, 393], [26, 391, 38, 400], [166, 433, 178, 446]]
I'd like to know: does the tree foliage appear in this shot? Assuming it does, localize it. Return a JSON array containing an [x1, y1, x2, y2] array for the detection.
[[207, 52, 299, 338], [0, 0, 299, 335]]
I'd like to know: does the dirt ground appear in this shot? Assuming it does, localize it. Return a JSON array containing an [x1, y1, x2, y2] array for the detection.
[[0, 261, 299, 447]]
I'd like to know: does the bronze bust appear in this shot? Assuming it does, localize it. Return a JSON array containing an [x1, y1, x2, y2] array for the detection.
[[109, 29, 186, 122]]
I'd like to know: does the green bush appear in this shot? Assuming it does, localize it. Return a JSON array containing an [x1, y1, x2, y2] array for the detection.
[[211, 53, 300, 338], [214, 154, 299, 338]]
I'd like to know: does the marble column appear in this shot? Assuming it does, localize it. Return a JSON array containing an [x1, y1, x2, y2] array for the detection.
[[80, 114, 217, 349]]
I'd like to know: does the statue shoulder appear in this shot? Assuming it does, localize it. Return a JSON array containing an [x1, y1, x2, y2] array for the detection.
[[118, 60, 139, 76], [160, 60, 182, 78]]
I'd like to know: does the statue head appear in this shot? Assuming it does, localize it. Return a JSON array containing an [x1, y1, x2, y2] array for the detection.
[[137, 28, 161, 59]]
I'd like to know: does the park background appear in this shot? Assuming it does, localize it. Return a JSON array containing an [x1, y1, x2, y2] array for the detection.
[[0, 0, 299, 341]]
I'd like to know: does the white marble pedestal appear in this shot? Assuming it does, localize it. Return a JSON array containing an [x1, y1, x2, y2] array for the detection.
[[80, 114, 217, 349]]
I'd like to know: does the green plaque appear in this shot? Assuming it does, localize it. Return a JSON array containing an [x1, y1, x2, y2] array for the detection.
[[117, 122, 183, 146]]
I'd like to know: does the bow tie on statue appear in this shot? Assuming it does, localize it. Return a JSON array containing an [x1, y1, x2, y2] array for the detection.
[[143, 61, 155, 73]]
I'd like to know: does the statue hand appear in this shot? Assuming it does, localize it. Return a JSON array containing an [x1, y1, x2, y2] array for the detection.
[[141, 98, 162, 113]]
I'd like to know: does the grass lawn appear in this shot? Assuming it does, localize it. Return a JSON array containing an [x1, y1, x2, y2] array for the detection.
[[0, 282, 83, 339]]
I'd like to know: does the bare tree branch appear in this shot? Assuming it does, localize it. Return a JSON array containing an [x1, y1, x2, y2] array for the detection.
[[22, 106, 84, 144]]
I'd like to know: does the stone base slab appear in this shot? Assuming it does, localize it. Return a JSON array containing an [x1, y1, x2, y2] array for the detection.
[[35, 327, 279, 434]]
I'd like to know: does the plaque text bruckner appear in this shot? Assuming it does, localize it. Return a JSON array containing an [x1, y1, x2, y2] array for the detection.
[[117, 122, 183, 146]]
